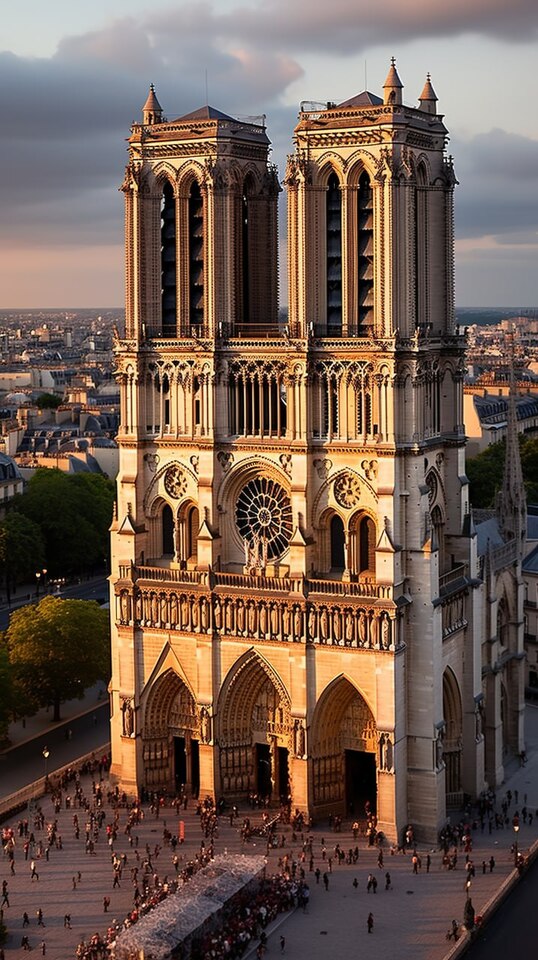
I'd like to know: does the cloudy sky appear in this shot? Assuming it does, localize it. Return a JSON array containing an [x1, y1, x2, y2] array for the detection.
[[1, 0, 538, 308]]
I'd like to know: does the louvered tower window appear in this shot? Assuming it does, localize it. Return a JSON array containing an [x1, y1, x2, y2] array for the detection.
[[161, 181, 177, 334], [189, 181, 204, 327], [242, 190, 251, 324], [326, 173, 342, 334], [358, 172, 374, 332]]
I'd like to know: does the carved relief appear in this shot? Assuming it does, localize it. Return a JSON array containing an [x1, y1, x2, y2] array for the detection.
[[164, 465, 188, 499], [334, 472, 361, 509]]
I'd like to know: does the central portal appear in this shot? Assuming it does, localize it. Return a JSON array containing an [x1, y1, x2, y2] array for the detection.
[[345, 750, 376, 818], [256, 743, 272, 798]]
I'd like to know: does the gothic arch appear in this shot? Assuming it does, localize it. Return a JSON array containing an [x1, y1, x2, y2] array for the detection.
[[443, 667, 462, 799], [142, 667, 200, 791], [151, 163, 179, 194], [346, 151, 378, 187], [144, 666, 198, 739], [310, 674, 377, 813], [218, 649, 291, 741], [176, 160, 208, 197], [314, 155, 346, 187], [415, 156, 432, 186], [143, 459, 198, 513], [216, 650, 292, 798], [311, 466, 377, 530]]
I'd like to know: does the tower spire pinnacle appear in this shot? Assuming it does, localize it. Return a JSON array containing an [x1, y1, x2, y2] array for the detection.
[[499, 328, 526, 551]]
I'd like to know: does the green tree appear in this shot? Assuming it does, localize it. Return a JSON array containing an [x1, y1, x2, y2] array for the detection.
[[0, 639, 13, 741], [6, 596, 110, 721], [467, 435, 538, 509], [12, 468, 115, 576], [35, 392, 62, 409], [0, 512, 45, 601]]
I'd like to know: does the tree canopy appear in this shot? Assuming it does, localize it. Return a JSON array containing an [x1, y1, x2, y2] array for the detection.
[[467, 435, 538, 509], [6, 595, 111, 721], [12, 468, 115, 576], [35, 393, 62, 409], [0, 512, 45, 593]]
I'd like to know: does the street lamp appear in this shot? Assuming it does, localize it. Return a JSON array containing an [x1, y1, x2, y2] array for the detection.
[[42, 746, 50, 788], [513, 818, 520, 866], [463, 877, 474, 930], [35, 571, 41, 599]]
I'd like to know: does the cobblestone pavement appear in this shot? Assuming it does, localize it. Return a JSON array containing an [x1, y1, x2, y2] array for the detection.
[[1, 706, 537, 959]]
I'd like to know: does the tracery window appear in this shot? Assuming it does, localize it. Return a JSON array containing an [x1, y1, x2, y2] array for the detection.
[[326, 173, 342, 334], [161, 181, 177, 334]]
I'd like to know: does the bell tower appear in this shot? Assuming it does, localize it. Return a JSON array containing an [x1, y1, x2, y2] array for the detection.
[[109, 66, 487, 842]]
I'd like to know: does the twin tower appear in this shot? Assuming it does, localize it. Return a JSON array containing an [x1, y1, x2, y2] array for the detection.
[[109, 61, 503, 841]]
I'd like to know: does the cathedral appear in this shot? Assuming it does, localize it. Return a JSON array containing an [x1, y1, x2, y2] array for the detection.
[[109, 61, 526, 841]]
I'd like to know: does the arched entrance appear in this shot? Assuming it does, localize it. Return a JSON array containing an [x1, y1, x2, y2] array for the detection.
[[311, 676, 377, 818], [143, 669, 200, 795], [443, 668, 463, 805], [217, 652, 291, 802]]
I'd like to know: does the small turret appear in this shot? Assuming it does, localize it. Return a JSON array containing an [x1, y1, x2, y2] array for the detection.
[[383, 57, 403, 106], [418, 74, 438, 115], [142, 84, 163, 125]]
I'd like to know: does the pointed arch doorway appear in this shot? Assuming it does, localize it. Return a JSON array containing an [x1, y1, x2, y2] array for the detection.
[[217, 652, 292, 802], [311, 676, 377, 819], [143, 669, 201, 796]]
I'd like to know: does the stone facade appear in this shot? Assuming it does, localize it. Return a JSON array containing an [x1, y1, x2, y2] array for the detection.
[[109, 65, 525, 841]]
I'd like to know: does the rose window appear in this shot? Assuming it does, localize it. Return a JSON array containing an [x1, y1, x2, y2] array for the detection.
[[235, 477, 293, 560]]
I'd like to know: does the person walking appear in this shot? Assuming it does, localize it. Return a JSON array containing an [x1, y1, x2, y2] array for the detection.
[[280, 934, 286, 953], [385, 871, 392, 890], [22, 912, 30, 927], [37, 908, 45, 927], [30, 860, 39, 881], [1, 881, 9, 908], [323, 871, 329, 890], [367, 912, 374, 933]]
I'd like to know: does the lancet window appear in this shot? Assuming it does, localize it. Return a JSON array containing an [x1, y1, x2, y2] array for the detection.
[[188, 181, 204, 327], [326, 173, 342, 334], [161, 181, 177, 334], [357, 171, 374, 332], [228, 363, 287, 437]]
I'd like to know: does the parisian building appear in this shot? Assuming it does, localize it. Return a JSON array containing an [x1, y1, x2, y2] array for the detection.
[[109, 62, 525, 841]]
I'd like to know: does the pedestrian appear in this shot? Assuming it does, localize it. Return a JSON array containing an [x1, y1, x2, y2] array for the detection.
[[367, 912, 374, 933], [41, 941, 46, 956], [489, 856, 495, 873], [377, 849, 383, 869], [372, 875, 378, 893], [21, 936, 31, 951], [22, 912, 30, 927], [385, 871, 391, 890], [352, 877, 358, 890], [64, 914, 71, 929], [280, 934, 286, 953], [1, 883, 9, 908], [323, 871, 329, 890], [482, 860, 487, 874], [426, 853, 431, 873], [37, 908, 45, 927], [103, 896, 110, 913], [314, 867, 320, 884], [72, 876, 77, 889], [30, 860, 39, 881]]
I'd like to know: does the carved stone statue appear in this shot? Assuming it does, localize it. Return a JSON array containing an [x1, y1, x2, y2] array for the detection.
[[200, 707, 211, 744], [122, 700, 134, 738], [320, 607, 329, 642], [293, 719, 306, 758]]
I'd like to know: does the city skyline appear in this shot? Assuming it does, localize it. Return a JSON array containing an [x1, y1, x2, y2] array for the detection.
[[1, 0, 537, 309]]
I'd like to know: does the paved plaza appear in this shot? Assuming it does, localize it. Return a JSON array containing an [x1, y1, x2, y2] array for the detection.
[[1, 704, 538, 960]]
